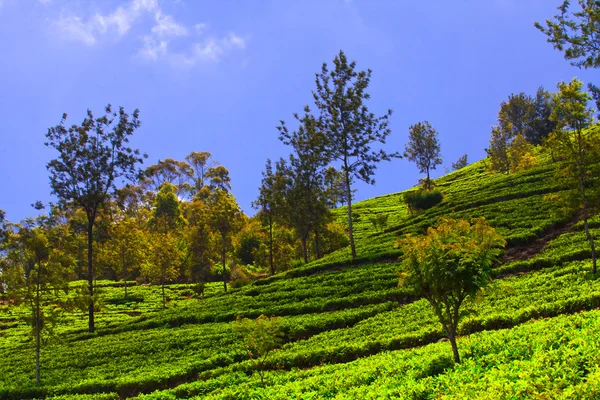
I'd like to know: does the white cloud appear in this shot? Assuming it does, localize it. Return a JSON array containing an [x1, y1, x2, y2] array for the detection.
[[152, 11, 188, 37], [54, 0, 159, 45], [50, 0, 246, 67], [194, 23, 207, 34], [139, 35, 168, 60], [55, 15, 97, 45], [39, 0, 53, 4]]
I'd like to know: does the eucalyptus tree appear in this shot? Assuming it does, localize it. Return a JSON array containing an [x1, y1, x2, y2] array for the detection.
[[206, 188, 244, 292], [313, 50, 399, 261], [45, 105, 145, 332]]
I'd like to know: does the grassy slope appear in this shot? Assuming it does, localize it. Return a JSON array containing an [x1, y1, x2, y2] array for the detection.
[[1, 158, 599, 399]]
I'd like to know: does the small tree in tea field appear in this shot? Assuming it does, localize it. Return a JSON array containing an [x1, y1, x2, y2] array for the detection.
[[396, 217, 505, 363], [233, 314, 284, 386]]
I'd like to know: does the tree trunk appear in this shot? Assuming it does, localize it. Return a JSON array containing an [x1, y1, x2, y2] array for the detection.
[[301, 236, 308, 264], [35, 271, 41, 385], [269, 218, 274, 276], [579, 171, 597, 273], [426, 167, 431, 190], [448, 330, 461, 363], [161, 278, 166, 309], [222, 237, 227, 292], [314, 229, 321, 259], [122, 245, 127, 298], [86, 221, 95, 333], [345, 171, 356, 261]]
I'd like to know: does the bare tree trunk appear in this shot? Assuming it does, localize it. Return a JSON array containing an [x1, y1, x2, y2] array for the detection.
[[344, 169, 356, 261], [301, 236, 308, 264], [122, 245, 128, 298], [579, 171, 597, 273], [314, 229, 321, 259], [161, 277, 166, 309], [269, 218, 274, 276], [87, 221, 95, 333], [577, 129, 597, 273], [222, 237, 227, 292], [35, 271, 41, 385]]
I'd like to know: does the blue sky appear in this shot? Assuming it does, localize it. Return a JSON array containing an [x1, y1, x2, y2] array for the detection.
[[0, 0, 596, 222]]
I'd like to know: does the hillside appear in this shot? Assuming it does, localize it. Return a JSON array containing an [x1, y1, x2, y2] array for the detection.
[[2, 157, 600, 399]]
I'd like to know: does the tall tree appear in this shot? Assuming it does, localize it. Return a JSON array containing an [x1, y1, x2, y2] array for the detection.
[[313, 50, 399, 261], [185, 151, 213, 194], [404, 121, 443, 189], [143, 158, 193, 198], [147, 182, 187, 305], [45, 105, 145, 333], [253, 159, 286, 275], [397, 218, 505, 363], [548, 78, 600, 273], [278, 110, 331, 263], [206, 189, 243, 292]]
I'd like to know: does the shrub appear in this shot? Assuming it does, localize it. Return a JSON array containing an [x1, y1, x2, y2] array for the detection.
[[404, 189, 443, 215]]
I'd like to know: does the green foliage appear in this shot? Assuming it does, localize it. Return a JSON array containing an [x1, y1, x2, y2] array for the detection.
[[535, 0, 600, 69], [452, 154, 468, 170], [313, 50, 400, 260], [397, 217, 506, 362], [548, 78, 600, 272], [45, 104, 146, 333], [232, 315, 284, 385], [404, 189, 443, 215], [368, 214, 389, 231], [405, 121, 442, 188]]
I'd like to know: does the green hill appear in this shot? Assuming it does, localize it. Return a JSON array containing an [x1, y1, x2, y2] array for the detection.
[[2, 157, 600, 399]]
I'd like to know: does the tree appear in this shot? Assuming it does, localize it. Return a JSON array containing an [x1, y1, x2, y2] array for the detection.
[[148, 183, 187, 233], [143, 230, 183, 308], [548, 78, 600, 273], [232, 315, 284, 386], [147, 182, 187, 306], [313, 50, 400, 261], [103, 216, 148, 298], [536, 1, 600, 112], [253, 159, 286, 275], [486, 126, 511, 173], [397, 218, 505, 363], [452, 154, 468, 171], [535, 0, 600, 69], [530, 87, 558, 144], [206, 189, 243, 292], [405, 121, 442, 189], [142, 158, 193, 198], [185, 151, 213, 194], [279, 110, 331, 264], [45, 105, 145, 333], [4, 212, 73, 384]]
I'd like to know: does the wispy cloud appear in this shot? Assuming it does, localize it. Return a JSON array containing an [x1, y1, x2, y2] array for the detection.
[[55, 0, 158, 45], [50, 0, 246, 67]]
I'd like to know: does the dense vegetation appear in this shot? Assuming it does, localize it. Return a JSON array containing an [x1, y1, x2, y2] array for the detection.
[[2, 151, 600, 398], [1, 1, 600, 397]]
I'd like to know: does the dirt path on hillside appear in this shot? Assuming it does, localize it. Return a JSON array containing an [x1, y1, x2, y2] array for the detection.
[[500, 216, 579, 265]]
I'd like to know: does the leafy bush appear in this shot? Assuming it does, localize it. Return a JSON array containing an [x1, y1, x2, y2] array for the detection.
[[404, 189, 443, 215]]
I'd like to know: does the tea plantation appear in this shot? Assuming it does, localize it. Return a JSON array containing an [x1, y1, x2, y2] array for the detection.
[[2, 158, 600, 399]]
